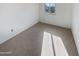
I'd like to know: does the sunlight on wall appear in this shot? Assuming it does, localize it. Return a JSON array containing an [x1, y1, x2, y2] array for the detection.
[[52, 35, 69, 56], [41, 32, 54, 56]]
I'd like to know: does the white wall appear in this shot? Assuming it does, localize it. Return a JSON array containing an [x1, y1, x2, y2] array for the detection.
[[72, 3, 79, 54], [39, 3, 72, 28], [0, 3, 39, 44]]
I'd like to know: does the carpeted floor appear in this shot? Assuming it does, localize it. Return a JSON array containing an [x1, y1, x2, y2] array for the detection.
[[0, 22, 78, 56]]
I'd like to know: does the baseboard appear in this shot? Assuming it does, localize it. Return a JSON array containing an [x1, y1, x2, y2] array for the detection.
[[39, 21, 71, 30], [0, 20, 39, 44], [71, 28, 79, 55]]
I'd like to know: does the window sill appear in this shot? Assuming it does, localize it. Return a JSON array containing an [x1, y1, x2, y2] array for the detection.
[[46, 13, 56, 15]]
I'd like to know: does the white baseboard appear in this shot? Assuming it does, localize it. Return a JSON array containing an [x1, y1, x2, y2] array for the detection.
[[0, 20, 39, 44]]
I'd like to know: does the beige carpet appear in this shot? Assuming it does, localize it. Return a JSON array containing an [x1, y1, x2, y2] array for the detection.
[[0, 22, 78, 56]]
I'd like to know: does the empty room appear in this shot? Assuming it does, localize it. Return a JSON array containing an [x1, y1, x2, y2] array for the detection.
[[0, 3, 79, 56]]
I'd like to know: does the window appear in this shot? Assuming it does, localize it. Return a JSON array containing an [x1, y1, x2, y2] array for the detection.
[[45, 3, 55, 14]]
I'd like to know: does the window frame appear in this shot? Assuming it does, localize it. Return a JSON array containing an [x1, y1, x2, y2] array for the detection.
[[44, 3, 56, 15]]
